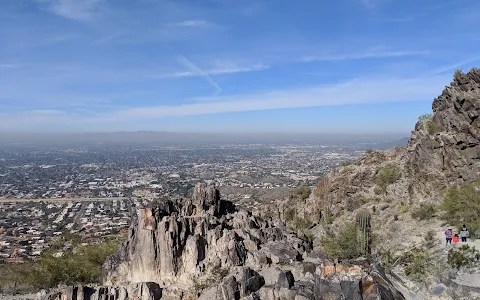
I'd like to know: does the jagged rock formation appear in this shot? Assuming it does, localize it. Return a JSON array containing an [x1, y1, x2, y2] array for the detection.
[[102, 183, 310, 287], [43, 183, 404, 300], [408, 68, 480, 189]]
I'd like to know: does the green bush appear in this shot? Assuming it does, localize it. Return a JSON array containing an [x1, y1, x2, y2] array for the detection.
[[411, 204, 437, 220], [447, 245, 480, 269], [284, 207, 296, 222], [292, 216, 312, 230], [321, 222, 362, 259], [295, 185, 312, 200], [426, 122, 440, 135], [402, 247, 432, 278], [27, 240, 119, 289], [375, 164, 401, 194], [441, 183, 480, 238]]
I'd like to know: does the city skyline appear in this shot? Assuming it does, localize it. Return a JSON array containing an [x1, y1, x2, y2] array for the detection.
[[1, 0, 480, 132]]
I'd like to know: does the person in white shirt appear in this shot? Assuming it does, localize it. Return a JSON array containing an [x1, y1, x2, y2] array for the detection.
[[460, 224, 469, 242]]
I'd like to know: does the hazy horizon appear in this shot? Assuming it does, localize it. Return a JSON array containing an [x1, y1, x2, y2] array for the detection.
[[0, 131, 409, 147]]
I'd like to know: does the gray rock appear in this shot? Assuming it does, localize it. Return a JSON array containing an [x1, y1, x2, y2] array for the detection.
[[220, 276, 240, 300], [276, 271, 295, 289], [239, 268, 265, 297]]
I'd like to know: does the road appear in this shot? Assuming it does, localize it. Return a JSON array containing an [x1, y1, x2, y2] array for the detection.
[[0, 197, 129, 203]]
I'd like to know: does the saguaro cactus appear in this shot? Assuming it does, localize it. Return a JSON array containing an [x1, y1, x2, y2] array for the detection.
[[355, 210, 372, 257]]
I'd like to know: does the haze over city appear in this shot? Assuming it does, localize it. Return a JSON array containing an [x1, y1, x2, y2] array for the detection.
[[1, 0, 480, 133]]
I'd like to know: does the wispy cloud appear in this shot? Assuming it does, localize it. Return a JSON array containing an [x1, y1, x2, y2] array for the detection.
[[301, 50, 429, 62], [0, 74, 449, 131], [92, 31, 129, 44], [167, 20, 212, 28], [94, 74, 450, 120], [37, 0, 103, 21], [428, 56, 480, 76], [166, 63, 269, 78], [176, 55, 222, 96], [360, 0, 387, 10], [0, 64, 20, 68]]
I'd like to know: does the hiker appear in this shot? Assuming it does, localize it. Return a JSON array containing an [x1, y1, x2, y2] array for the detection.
[[453, 233, 460, 244], [460, 225, 469, 242], [445, 228, 453, 245]]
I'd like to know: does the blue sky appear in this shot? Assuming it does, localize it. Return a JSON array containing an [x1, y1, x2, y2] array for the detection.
[[1, 0, 479, 133]]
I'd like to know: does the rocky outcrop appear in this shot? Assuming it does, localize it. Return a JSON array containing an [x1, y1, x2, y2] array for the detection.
[[408, 68, 480, 188], [101, 183, 310, 287], [43, 183, 405, 300], [45, 282, 162, 300]]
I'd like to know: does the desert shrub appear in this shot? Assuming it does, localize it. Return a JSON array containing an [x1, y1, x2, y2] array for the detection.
[[284, 207, 296, 222], [192, 263, 230, 293], [321, 222, 362, 259], [454, 69, 464, 82], [375, 164, 401, 194], [292, 216, 312, 230], [303, 230, 313, 242], [23, 239, 120, 290], [341, 159, 358, 167], [418, 114, 433, 123], [402, 247, 432, 278], [295, 185, 311, 200], [398, 203, 410, 213], [424, 230, 437, 248], [426, 122, 440, 135], [441, 183, 480, 238], [411, 204, 437, 220], [447, 245, 480, 269]]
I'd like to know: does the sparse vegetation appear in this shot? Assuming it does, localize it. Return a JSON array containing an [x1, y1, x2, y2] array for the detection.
[[375, 164, 402, 194], [321, 222, 361, 259], [447, 245, 480, 269], [426, 122, 440, 135], [283, 206, 312, 230], [192, 263, 230, 294], [295, 185, 311, 200], [411, 204, 437, 220], [366, 149, 375, 155], [454, 68, 464, 81], [418, 114, 433, 123], [402, 247, 432, 278], [0, 239, 120, 293], [284, 207, 296, 222], [340, 159, 358, 167], [441, 182, 480, 238], [424, 230, 437, 249], [398, 202, 410, 213]]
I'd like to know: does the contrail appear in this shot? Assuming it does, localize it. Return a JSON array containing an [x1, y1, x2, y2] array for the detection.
[[176, 55, 222, 96]]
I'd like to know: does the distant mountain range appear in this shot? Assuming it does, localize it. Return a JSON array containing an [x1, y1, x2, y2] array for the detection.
[[0, 131, 410, 147]]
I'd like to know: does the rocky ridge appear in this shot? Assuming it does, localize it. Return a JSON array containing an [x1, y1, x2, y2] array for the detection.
[[42, 183, 404, 300]]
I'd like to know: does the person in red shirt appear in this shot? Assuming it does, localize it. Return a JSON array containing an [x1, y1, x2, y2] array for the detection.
[[452, 234, 460, 244]]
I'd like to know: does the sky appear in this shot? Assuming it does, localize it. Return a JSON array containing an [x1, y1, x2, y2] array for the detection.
[[0, 0, 479, 134]]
